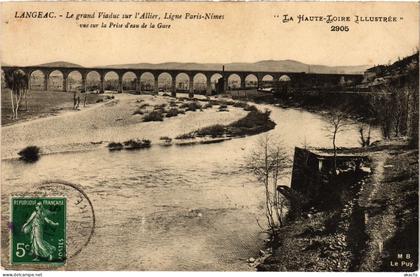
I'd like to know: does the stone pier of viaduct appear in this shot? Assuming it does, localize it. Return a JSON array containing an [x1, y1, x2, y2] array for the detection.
[[1, 65, 364, 97]]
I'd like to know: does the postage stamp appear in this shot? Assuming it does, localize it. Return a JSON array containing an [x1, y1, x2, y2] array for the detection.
[[10, 197, 66, 265]]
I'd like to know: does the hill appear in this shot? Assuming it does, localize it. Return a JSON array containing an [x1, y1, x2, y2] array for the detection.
[[7, 60, 369, 74], [103, 60, 369, 74], [35, 61, 83, 68]]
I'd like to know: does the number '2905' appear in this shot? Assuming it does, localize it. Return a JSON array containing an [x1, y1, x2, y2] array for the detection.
[[331, 26, 350, 32]]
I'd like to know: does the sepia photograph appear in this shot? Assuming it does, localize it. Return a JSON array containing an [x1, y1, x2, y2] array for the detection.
[[0, 1, 418, 273]]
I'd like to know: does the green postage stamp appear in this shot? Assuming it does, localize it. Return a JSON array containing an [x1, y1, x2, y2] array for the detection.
[[11, 197, 66, 265]]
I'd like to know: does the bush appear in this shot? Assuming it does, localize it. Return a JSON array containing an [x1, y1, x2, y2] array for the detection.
[[108, 142, 123, 151], [175, 133, 195, 140], [166, 108, 179, 118], [154, 103, 167, 109], [233, 101, 248, 108], [203, 103, 213, 109], [230, 109, 275, 134], [218, 104, 229, 112], [197, 124, 226, 138], [18, 146, 40, 162], [160, 136, 172, 142], [176, 108, 276, 140], [180, 101, 202, 111], [123, 139, 151, 150], [144, 111, 164, 122]]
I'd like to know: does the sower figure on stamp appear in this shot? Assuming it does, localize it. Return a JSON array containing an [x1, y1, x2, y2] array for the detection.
[[21, 202, 59, 261]]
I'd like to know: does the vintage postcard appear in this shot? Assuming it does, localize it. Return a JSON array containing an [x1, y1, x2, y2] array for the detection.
[[0, 1, 418, 273]]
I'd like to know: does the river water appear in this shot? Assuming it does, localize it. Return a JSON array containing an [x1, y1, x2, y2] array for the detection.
[[1, 105, 381, 271]]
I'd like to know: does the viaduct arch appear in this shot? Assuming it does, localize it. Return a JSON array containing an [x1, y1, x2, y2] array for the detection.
[[1, 65, 364, 97]]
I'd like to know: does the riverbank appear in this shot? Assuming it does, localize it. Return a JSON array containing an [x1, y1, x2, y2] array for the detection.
[[256, 138, 418, 271], [230, 90, 375, 121], [175, 106, 275, 141], [1, 94, 250, 159], [1, 89, 111, 126]]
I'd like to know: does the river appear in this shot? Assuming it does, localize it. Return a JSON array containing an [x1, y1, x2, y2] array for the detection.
[[1, 105, 381, 270]]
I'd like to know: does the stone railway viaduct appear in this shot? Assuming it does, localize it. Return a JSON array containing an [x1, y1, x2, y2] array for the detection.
[[2, 65, 364, 96]]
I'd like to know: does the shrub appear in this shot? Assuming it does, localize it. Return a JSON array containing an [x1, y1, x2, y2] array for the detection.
[[233, 101, 248, 108], [166, 108, 179, 118], [175, 108, 275, 141], [180, 101, 202, 111], [175, 133, 195, 140], [108, 142, 123, 151], [154, 103, 167, 109], [160, 136, 172, 142], [209, 100, 221, 106], [197, 124, 226, 138], [18, 146, 40, 162], [143, 111, 164, 122], [230, 109, 275, 133], [123, 139, 151, 150], [139, 103, 150, 109], [218, 104, 229, 112], [203, 103, 213, 109]]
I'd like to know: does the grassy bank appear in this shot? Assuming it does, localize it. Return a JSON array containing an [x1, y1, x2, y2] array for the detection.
[[1, 89, 108, 125], [175, 106, 276, 140], [257, 140, 418, 272]]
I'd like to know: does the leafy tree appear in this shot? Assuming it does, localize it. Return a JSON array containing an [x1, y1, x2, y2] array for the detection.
[[4, 69, 29, 119]]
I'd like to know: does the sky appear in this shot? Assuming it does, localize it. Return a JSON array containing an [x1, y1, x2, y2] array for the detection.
[[1, 2, 419, 67]]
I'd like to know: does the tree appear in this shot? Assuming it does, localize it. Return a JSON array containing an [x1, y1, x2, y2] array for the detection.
[[369, 82, 417, 141], [358, 123, 371, 147], [324, 110, 349, 174], [246, 135, 289, 238], [4, 69, 29, 119], [369, 92, 393, 139]]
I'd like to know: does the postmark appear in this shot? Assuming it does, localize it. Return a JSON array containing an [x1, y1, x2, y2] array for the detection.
[[11, 197, 66, 265], [4, 180, 95, 269]]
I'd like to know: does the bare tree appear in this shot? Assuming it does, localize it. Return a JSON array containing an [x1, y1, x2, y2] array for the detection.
[[369, 92, 393, 139], [358, 123, 371, 147], [390, 86, 410, 137], [369, 84, 416, 140], [324, 110, 350, 174], [246, 135, 289, 237], [4, 70, 29, 119]]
